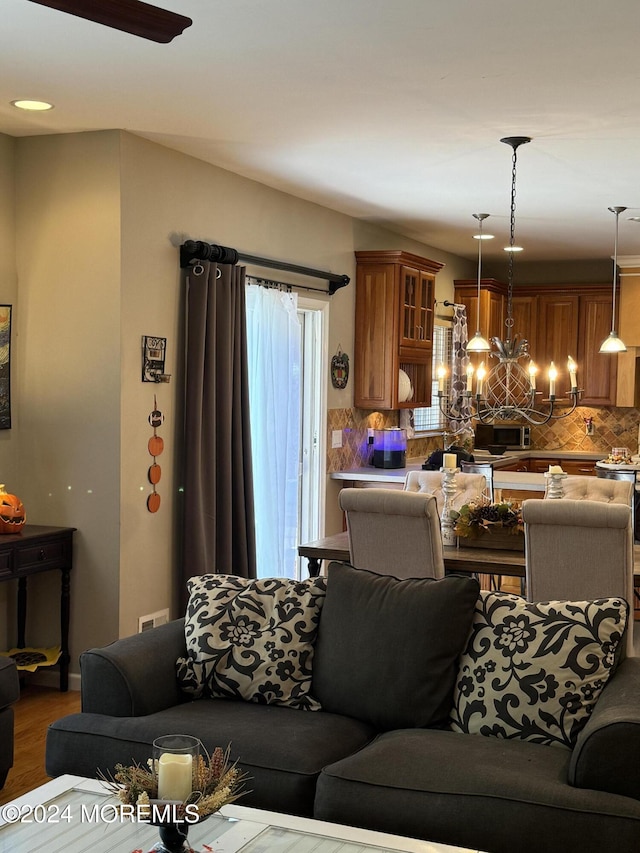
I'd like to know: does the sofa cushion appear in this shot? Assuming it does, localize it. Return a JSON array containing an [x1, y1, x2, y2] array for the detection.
[[46, 699, 376, 818], [449, 590, 628, 749], [315, 728, 640, 853], [176, 574, 327, 710], [312, 562, 480, 730]]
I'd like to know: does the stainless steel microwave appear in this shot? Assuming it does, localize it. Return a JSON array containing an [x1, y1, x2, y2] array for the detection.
[[474, 423, 531, 451]]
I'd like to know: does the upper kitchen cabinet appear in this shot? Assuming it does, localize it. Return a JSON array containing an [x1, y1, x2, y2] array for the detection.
[[355, 251, 443, 409], [454, 280, 618, 407], [534, 293, 580, 383], [535, 286, 617, 406], [453, 279, 504, 366]]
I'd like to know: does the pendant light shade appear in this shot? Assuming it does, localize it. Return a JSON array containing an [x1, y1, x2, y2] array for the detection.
[[599, 206, 627, 354], [466, 213, 492, 353]]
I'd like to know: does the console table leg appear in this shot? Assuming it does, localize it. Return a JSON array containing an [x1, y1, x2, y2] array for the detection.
[[17, 577, 27, 648], [59, 568, 70, 692]]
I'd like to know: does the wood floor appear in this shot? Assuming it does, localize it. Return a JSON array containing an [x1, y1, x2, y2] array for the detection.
[[0, 683, 81, 806]]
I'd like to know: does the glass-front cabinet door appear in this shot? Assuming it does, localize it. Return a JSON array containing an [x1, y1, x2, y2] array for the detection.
[[400, 266, 434, 350]]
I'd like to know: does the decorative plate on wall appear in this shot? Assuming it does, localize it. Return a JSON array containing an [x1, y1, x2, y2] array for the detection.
[[331, 347, 349, 389]]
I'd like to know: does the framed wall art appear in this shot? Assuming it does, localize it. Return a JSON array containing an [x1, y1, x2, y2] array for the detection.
[[0, 305, 11, 430]]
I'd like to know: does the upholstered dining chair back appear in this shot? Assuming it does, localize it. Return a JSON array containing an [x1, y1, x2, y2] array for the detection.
[[339, 488, 445, 579], [403, 470, 487, 515], [522, 499, 634, 655], [552, 475, 635, 538]]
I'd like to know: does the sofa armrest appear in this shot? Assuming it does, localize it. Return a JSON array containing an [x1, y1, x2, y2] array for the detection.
[[569, 656, 640, 800], [80, 618, 187, 717], [0, 658, 19, 710]]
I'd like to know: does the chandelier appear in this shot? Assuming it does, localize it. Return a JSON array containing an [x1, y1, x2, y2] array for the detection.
[[438, 136, 582, 426]]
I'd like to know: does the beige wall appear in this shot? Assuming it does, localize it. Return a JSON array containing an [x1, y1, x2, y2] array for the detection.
[[12, 131, 122, 656], [0, 129, 476, 673], [0, 135, 17, 649]]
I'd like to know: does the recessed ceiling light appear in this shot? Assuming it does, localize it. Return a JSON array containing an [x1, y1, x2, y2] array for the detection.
[[11, 99, 54, 111]]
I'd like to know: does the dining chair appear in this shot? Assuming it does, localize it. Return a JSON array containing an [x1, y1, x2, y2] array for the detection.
[[403, 470, 488, 515], [595, 468, 639, 542], [522, 498, 634, 655], [338, 488, 445, 579]]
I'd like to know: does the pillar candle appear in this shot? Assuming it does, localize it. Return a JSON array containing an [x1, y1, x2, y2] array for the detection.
[[443, 453, 457, 470], [158, 753, 193, 801]]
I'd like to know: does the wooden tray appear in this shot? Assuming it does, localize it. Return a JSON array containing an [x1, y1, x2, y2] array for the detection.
[[458, 530, 525, 551]]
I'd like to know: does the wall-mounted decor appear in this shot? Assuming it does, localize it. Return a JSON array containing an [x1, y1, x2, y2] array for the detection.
[[142, 335, 170, 383], [331, 346, 349, 389], [0, 306, 11, 430], [147, 395, 164, 513]]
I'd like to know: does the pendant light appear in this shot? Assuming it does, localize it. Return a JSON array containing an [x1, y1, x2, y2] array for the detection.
[[466, 213, 492, 353], [599, 206, 627, 353]]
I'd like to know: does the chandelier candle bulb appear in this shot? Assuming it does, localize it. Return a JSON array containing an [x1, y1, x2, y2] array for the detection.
[[548, 362, 557, 398], [157, 752, 193, 801], [568, 357, 578, 390], [437, 364, 446, 393], [476, 362, 486, 396], [466, 363, 474, 392], [528, 361, 537, 390]]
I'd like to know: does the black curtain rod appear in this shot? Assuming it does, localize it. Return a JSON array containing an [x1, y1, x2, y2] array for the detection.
[[180, 240, 350, 295]]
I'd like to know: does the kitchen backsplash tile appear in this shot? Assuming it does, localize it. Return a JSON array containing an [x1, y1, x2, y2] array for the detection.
[[327, 405, 640, 472]]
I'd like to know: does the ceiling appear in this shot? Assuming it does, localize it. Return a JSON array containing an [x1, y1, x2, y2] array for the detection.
[[3, 0, 640, 264]]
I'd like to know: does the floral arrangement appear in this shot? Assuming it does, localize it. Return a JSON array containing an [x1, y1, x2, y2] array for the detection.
[[452, 500, 524, 540], [99, 744, 248, 821]]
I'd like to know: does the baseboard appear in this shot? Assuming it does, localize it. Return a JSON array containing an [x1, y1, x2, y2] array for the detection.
[[26, 669, 81, 691]]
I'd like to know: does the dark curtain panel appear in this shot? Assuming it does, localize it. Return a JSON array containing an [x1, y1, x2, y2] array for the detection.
[[181, 261, 256, 597]]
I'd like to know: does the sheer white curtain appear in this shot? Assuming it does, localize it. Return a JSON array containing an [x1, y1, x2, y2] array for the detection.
[[245, 284, 301, 578]]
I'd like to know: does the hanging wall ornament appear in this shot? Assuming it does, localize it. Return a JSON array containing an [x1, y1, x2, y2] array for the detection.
[[147, 394, 164, 513], [331, 346, 350, 389]]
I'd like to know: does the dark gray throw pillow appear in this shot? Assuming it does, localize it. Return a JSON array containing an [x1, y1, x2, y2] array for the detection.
[[312, 562, 480, 731]]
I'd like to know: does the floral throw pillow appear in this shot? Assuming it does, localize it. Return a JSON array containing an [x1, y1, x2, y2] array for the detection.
[[176, 574, 327, 710], [449, 591, 628, 749]]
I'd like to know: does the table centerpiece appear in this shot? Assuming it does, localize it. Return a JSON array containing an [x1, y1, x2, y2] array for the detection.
[[99, 740, 248, 853], [452, 500, 525, 551]]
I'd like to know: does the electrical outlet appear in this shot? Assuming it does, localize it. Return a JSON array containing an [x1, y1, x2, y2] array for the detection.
[[331, 429, 343, 449]]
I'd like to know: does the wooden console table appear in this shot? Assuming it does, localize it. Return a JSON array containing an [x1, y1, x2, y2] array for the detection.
[[0, 525, 76, 692]]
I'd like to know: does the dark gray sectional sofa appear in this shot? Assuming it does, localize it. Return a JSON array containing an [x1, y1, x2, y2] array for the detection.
[[46, 564, 640, 853], [0, 656, 19, 789]]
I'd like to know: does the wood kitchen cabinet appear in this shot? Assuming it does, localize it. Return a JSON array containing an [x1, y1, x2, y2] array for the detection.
[[452, 279, 504, 366], [454, 280, 618, 406], [355, 251, 443, 409]]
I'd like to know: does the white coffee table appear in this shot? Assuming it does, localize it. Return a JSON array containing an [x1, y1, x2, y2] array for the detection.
[[0, 774, 483, 853]]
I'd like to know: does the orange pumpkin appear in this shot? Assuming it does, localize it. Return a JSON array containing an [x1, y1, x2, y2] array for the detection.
[[0, 485, 26, 534]]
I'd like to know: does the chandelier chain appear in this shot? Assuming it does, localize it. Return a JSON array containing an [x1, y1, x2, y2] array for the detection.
[[506, 144, 518, 333]]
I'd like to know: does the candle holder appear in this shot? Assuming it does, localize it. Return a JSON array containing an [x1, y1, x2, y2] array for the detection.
[[152, 734, 201, 853], [440, 466, 459, 546], [544, 471, 568, 500]]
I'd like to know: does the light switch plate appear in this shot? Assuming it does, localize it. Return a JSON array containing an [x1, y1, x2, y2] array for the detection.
[[331, 429, 343, 449]]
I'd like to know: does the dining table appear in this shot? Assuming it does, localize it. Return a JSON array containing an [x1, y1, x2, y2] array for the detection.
[[298, 530, 640, 593]]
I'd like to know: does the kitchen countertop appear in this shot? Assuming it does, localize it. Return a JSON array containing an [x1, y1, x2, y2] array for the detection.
[[330, 450, 609, 491]]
